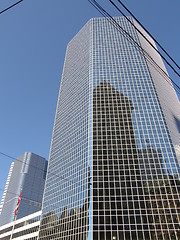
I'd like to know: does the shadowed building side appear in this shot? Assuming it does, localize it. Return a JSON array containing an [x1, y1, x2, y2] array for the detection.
[[92, 82, 179, 240]]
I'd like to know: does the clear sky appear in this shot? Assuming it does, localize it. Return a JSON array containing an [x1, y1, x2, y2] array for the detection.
[[0, 0, 179, 201]]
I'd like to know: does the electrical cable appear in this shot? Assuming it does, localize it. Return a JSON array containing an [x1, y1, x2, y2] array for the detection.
[[0, 0, 78, 190], [0, 0, 179, 213], [0, 1, 178, 190], [109, 0, 180, 78], [0, 187, 42, 205], [0, 0, 23, 15], [0, 148, 90, 210], [0, 151, 78, 186], [0, 150, 83, 208], [114, 0, 180, 71], [87, 0, 180, 95]]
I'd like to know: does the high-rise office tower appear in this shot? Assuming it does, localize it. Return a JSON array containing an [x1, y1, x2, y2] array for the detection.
[[0, 152, 47, 226], [39, 17, 180, 240]]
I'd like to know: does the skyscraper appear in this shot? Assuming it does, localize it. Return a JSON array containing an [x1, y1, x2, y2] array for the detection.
[[0, 152, 47, 226], [39, 17, 180, 240]]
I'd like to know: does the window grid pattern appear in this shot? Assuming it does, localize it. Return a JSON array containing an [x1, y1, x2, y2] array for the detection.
[[39, 22, 91, 239], [39, 17, 180, 240], [91, 17, 180, 240]]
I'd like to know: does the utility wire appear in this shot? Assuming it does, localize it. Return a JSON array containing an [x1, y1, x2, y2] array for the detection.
[[87, 0, 180, 95], [0, 187, 42, 205], [108, 0, 180, 93], [0, 0, 23, 15], [0, 151, 78, 186], [109, 0, 180, 78], [0, 150, 83, 207], [0, 0, 178, 207], [0, 149, 89, 209], [114, 0, 180, 71]]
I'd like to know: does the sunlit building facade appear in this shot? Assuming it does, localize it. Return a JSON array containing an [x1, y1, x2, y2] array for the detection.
[[39, 17, 180, 240], [0, 152, 47, 227]]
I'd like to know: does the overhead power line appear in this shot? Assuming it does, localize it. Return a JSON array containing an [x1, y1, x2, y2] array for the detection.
[[87, 0, 180, 95], [0, 150, 83, 208], [0, 187, 42, 206], [0, 0, 23, 15], [0, 151, 79, 186], [113, 0, 180, 71], [109, 0, 180, 78]]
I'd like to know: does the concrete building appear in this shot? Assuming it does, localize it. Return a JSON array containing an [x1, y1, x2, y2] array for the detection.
[[0, 211, 41, 240]]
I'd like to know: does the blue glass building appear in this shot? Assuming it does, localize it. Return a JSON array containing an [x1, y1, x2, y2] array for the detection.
[[39, 17, 180, 239], [0, 152, 47, 226]]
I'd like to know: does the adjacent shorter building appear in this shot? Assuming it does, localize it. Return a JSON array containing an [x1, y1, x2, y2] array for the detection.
[[0, 210, 41, 240], [0, 152, 47, 226]]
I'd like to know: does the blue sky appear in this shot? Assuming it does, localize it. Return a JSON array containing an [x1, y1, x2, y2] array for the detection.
[[0, 0, 179, 201]]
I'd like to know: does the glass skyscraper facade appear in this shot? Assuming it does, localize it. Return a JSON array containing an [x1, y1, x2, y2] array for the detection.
[[39, 17, 180, 240], [0, 152, 47, 226]]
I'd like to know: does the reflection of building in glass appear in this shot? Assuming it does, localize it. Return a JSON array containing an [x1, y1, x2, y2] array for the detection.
[[39, 17, 180, 239], [92, 82, 179, 240], [144, 176, 180, 240], [138, 146, 165, 180], [0, 152, 47, 226], [39, 169, 90, 239], [92, 82, 143, 239]]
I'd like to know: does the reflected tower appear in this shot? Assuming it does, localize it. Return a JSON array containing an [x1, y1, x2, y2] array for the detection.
[[39, 17, 180, 240]]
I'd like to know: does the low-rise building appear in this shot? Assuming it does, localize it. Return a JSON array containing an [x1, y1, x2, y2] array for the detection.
[[0, 210, 41, 240]]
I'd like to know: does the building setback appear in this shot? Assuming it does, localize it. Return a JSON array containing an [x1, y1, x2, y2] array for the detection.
[[0, 152, 47, 226], [39, 17, 180, 240]]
